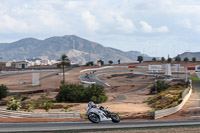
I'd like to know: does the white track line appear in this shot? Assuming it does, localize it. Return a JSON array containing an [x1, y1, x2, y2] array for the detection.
[[188, 107, 200, 110]]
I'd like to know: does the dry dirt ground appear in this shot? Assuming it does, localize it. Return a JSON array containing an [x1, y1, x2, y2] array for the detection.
[[0, 62, 200, 121], [82, 127, 200, 133]]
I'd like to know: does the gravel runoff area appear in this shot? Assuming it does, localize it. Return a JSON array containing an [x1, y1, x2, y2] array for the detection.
[[82, 127, 200, 133]]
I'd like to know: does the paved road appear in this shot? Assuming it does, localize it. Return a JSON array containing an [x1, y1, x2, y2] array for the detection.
[[80, 70, 131, 87], [0, 120, 200, 132], [194, 82, 200, 98]]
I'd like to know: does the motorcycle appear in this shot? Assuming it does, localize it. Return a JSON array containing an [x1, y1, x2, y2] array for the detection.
[[86, 106, 120, 123]]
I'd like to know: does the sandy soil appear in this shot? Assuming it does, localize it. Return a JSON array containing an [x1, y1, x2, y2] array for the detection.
[[1, 62, 199, 121], [83, 127, 200, 133]]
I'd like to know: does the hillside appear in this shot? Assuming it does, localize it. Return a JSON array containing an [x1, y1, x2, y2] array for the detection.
[[0, 35, 150, 64], [178, 52, 200, 61]]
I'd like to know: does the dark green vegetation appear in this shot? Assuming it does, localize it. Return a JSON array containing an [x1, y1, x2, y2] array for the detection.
[[175, 54, 181, 62], [56, 84, 108, 103], [161, 57, 165, 62], [86, 61, 94, 66], [0, 84, 8, 100], [184, 57, 189, 63], [137, 56, 143, 63], [147, 82, 188, 110], [190, 77, 200, 82], [150, 81, 170, 94]]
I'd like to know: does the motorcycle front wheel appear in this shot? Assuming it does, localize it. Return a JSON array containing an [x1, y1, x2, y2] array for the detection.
[[110, 113, 120, 123], [88, 113, 100, 123]]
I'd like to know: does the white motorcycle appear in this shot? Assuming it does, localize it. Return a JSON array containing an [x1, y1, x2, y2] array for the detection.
[[86, 106, 120, 123]]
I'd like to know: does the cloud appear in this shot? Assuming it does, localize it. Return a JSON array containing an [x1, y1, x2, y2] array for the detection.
[[0, 0, 200, 57], [139, 21, 168, 33], [115, 16, 136, 33], [139, 21, 153, 33], [81, 11, 100, 32], [155, 26, 169, 32], [0, 14, 28, 33]]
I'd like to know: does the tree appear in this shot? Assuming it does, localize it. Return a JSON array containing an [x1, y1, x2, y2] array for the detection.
[[98, 60, 104, 66], [56, 84, 108, 103], [7, 97, 21, 111], [184, 57, 189, 63], [86, 61, 94, 66], [192, 57, 196, 62], [137, 56, 143, 63], [175, 55, 181, 62], [161, 57, 165, 63], [108, 60, 113, 65], [150, 81, 170, 94], [57, 55, 71, 83], [0, 84, 8, 100], [118, 59, 120, 64], [167, 57, 172, 63], [152, 57, 156, 62]]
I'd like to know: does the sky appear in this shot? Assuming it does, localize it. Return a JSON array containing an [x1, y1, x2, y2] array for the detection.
[[0, 0, 200, 57]]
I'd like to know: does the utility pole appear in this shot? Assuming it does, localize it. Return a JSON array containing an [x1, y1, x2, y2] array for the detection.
[[0, 57, 2, 72], [155, 78, 157, 111], [73, 40, 75, 50], [89, 52, 91, 62]]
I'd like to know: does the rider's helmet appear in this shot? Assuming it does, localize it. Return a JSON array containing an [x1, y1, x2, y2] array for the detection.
[[88, 101, 94, 107], [100, 106, 104, 110]]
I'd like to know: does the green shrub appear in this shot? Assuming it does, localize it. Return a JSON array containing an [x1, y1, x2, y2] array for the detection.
[[7, 97, 21, 111], [63, 105, 70, 112], [84, 84, 108, 103], [150, 81, 170, 94], [21, 96, 29, 101], [25, 104, 34, 112], [56, 84, 108, 103], [0, 84, 8, 100], [42, 102, 54, 112], [56, 84, 84, 102]]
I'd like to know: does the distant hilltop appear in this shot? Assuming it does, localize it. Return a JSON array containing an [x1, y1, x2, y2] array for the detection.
[[0, 35, 151, 65], [178, 52, 200, 61]]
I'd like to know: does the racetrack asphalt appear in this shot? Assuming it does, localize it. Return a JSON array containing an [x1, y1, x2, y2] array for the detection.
[[79, 70, 132, 87], [0, 120, 200, 132]]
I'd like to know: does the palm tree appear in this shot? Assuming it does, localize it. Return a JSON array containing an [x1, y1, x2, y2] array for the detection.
[[161, 57, 165, 63], [57, 55, 71, 83]]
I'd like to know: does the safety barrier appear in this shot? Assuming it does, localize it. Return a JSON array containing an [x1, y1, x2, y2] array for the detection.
[[0, 108, 81, 119], [80, 66, 129, 73], [155, 85, 192, 119]]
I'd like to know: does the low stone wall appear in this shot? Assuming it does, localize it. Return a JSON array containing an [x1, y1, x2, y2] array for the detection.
[[0, 108, 81, 119], [154, 86, 192, 119]]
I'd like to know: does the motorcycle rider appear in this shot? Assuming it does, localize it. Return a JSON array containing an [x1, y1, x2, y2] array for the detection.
[[88, 101, 105, 111]]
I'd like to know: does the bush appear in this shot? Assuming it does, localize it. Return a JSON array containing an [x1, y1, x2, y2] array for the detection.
[[0, 84, 8, 100], [7, 97, 21, 111], [42, 102, 54, 112], [25, 104, 34, 112], [84, 84, 108, 103], [56, 84, 84, 102], [63, 105, 70, 112], [86, 61, 94, 66], [150, 81, 170, 94], [56, 84, 108, 103]]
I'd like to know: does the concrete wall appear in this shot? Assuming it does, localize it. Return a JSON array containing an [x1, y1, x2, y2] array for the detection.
[[155, 86, 192, 119]]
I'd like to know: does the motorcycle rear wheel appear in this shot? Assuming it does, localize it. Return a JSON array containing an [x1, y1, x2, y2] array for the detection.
[[110, 113, 120, 123], [88, 113, 100, 123]]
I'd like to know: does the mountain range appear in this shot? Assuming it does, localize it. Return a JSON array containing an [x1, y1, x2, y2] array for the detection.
[[178, 52, 200, 61], [0, 35, 151, 64]]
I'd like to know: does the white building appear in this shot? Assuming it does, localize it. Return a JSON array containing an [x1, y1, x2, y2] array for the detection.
[[12, 61, 28, 69]]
